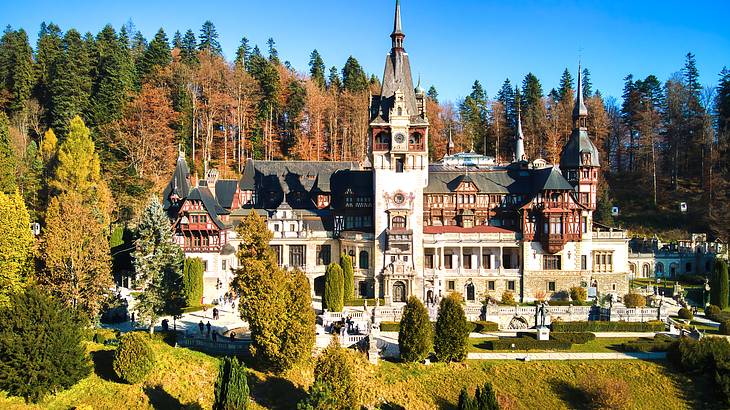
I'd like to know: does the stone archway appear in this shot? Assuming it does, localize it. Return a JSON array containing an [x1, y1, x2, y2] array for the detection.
[[393, 281, 406, 303], [313, 276, 325, 297], [465, 282, 475, 302]]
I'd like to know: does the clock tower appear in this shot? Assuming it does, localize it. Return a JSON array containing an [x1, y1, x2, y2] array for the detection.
[[369, 0, 429, 305]]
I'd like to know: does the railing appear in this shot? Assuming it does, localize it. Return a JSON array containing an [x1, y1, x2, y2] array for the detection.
[[340, 334, 368, 346], [373, 143, 389, 151], [177, 336, 249, 354], [593, 231, 627, 239], [422, 232, 519, 242]]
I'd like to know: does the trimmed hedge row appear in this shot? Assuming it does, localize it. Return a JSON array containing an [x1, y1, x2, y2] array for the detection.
[[379, 320, 499, 333], [551, 320, 665, 332], [180, 304, 215, 314], [550, 332, 596, 344], [487, 338, 572, 351], [380, 321, 400, 332], [621, 335, 675, 353], [344, 298, 385, 307]]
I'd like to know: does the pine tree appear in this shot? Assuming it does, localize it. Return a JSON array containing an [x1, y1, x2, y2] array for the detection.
[[327, 66, 341, 92], [476, 382, 500, 410], [341, 56, 368, 93], [133, 196, 185, 333], [266, 37, 279, 64], [171, 30, 182, 49], [183, 257, 204, 307], [33, 22, 63, 118], [17, 141, 43, 220], [558, 68, 574, 102], [712, 259, 729, 310], [0, 191, 33, 307], [49, 29, 93, 136], [324, 262, 344, 312], [398, 296, 433, 362], [458, 387, 478, 410], [180, 29, 198, 65], [309, 49, 326, 89], [214, 356, 250, 410], [340, 253, 354, 301], [0, 287, 91, 403], [717, 67, 730, 136], [91, 25, 132, 125], [137, 28, 171, 81], [41, 192, 112, 318], [198, 21, 222, 55], [301, 339, 360, 409], [0, 27, 34, 113], [496, 79, 515, 130], [0, 112, 17, 193], [234, 37, 250, 70], [434, 293, 470, 362], [427, 85, 438, 103], [582, 67, 593, 98]]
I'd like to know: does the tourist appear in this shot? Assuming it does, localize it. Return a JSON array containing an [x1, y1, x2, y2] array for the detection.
[[212, 331, 218, 342], [130, 312, 135, 324], [206, 321, 211, 337], [212, 307, 219, 320], [198, 320, 204, 334], [230, 332, 236, 342]]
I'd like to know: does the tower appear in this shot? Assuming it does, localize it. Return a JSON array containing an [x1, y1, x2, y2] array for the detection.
[[560, 65, 600, 211], [370, 0, 429, 304], [514, 101, 526, 163]]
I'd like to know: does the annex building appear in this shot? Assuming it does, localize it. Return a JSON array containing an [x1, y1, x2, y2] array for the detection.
[[162, 0, 631, 307]]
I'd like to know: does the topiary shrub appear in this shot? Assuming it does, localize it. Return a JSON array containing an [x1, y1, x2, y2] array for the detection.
[[324, 263, 344, 312], [500, 291, 515, 305], [340, 253, 354, 301], [0, 288, 91, 403], [707, 304, 722, 319], [570, 286, 587, 303], [678, 307, 693, 320], [721, 320, 730, 336], [379, 321, 400, 332], [470, 321, 499, 333], [214, 356, 249, 410], [113, 332, 156, 384], [712, 260, 729, 310], [398, 296, 433, 362], [623, 293, 646, 308], [550, 332, 595, 344], [434, 294, 471, 362], [299, 339, 360, 409], [578, 375, 630, 410], [183, 257, 204, 307]]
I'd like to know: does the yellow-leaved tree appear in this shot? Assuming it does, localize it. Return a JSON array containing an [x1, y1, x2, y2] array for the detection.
[[0, 190, 34, 306]]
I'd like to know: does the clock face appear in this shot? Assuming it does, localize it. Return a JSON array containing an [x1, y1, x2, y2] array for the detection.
[[394, 193, 405, 205], [394, 133, 406, 144]]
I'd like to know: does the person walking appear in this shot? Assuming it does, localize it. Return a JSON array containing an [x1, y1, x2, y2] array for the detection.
[[206, 321, 211, 338], [212, 331, 218, 342], [198, 320, 204, 335]]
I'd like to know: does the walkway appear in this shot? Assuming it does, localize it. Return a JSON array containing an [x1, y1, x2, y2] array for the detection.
[[467, 352, 666, 360]]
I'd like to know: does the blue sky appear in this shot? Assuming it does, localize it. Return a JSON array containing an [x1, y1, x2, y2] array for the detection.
[[3, 0, 729, 102]]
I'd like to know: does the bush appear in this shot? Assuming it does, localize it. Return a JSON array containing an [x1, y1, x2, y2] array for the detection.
[[551, 320, 664, 332], [623, 293, 646, 308], [550, 332, 595, 344], [113, 332, 156, 384], [344, 298, 384, 306], [570, 286, 587, 303], [380, 321, 400, 332], [470, 321, 500, 333], [712, 260, 729, 310], [92, 328, 119, 345], [340, 253, 354, 301], [706, 304, 722, 319], [300, 339, 360, 409], [487, 337, 572, 351], [434, 294, 471, 362], [0, 288, 91, 403], [324, 263, 344, 312], [678, 307, 693, 320], [577, 375, 630, 410], [458, 383, 500, 410], [399, 296, 433, 362], [183, 257, 204, 307], [621, 335, 675, 353], [500, 291, 515, 305], [721, 320, 730, 336], [214, 356, 249, 410], [181, 304, 214, 314]]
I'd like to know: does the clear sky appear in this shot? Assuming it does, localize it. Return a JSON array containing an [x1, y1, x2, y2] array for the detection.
[[3, 0, 729, 103]]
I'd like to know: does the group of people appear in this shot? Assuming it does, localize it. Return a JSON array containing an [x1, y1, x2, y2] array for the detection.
[[336, 315, 361, 336]]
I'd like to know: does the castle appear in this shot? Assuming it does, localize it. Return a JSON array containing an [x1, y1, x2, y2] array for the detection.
[[162, 0, 631, 307]]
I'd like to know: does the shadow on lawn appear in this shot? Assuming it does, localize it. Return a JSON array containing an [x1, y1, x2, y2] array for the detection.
[[550, 379, 589, 410], [90, 349, 121, 383], [248, 371, 307, 409], [144, 385, 203, 410]]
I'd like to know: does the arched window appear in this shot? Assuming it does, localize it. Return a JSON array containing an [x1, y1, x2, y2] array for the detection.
[[359, 250, 369, 269], [465, 282, 475, 302], [393, 281, 406, 303], [392, 216, 406, 229], [642, 264, 651, 278], [629, 263, 636, 275], [656, 262, 664, 274], [397, 107, 403, 116]]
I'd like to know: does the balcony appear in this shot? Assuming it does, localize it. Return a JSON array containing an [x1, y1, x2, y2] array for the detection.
[[373, 143, 390, 151], [541, 233, 567, 254]]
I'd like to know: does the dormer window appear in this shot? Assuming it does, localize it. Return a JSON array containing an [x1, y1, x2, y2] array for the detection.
[[581, 152, 591, 166]]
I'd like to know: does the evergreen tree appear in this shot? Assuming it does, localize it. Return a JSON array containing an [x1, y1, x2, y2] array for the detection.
[[267, 37, 279, 64], [558, 68, 574, 102], [300, 339, 359, 410], [458, 387, 478, 410], [183, 257, 204, 307], [324, 262, 344, 312], [137, 28, 171, 81], [0, 287, 90, 403], [460, 80, 488, 152], [180, 29, 198, 65], [234, 37, 250, 70], [398, 296, 433, 362], [0, 27, 34, 113], [17, 141, 43, 220], [341, 56, 368, 93], [717, 67, 730, 136], [214, 356, 250, 410], [594, 189, 614, 226], [476, 382, 500, 410], [133, 196, 185, 333], [582, 67, 593, 98], [0, 191, 33, 307], [427, 85, 438, 103], [91, 25, 132, 125], [0, 112, 17, 193], [309, 49, 326, 89], [340, 253, 354, 301], [712, 259, 729, 310], [198, 21, 222, 55], [496, 78, 515, 129], [521, 73, 544, 110], [41, 192, 112, 318], [33, 22, 63, 118], [327, 66, 341, 92], [49, 29, 93, 136], [171, 30, 182, 49], [434, 293, 470, 362], [683, 52, 702, 99]]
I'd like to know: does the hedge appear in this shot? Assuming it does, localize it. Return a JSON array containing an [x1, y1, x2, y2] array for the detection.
[[621, 335, 675, 353], [181, 304, 215, 314], [551, 320, 665, 332], [469, 321, 499, 333], [550, 332, 596, 344], [380, 321, 400, 332], [487, 338, 572, 351], [678, 308, 693, 320], [344, 298, 385, 306], [113, 332, 156, 384], [183, 257, 205, 307]]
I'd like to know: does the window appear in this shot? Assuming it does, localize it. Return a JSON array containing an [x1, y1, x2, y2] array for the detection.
[[425, 253, 434, 269], [549, 216, 562, 235], [359, 281, 368, 297], [543, 255, 562, 270], [395, 155, 404, 173], [289, 245, 305, 268], [488, 281, 495, 291], [581, 217, 588, 233], [447, 280, 455, 291], [392, 216, 406, 229], [482, 254, 492, 269], [222, 260, 227, 271], [290, 224, 296, 231], [507, 280, 515, 291], [359, 250, 369, 269], [503, 254, 512, 269], [444, 254, 453, 269], [463, 254, 472, 269], [548, 281, 556, 292], [581, 255, 587, 270], [593, 251, 614, 272], [273, 224, 280, 232], [316, 245, 331, 266], [271, 245, 283, 266]]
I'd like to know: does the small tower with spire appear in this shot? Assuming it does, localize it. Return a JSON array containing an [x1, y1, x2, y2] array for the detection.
[[515, 99, 526, 163], [447, 127, 454, 156], [391, 0, 405, 50]]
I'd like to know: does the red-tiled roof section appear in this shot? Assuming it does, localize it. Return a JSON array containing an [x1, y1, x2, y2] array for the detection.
[[423, 225, 515, 234]]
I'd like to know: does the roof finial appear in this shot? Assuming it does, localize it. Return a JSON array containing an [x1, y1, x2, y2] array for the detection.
[[573, 62, 588, 126], [390, 0, 405, 50], [447, 126, 454, 156]]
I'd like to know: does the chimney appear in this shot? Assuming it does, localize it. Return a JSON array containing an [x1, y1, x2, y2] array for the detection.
[[206, 168, 219, 197]]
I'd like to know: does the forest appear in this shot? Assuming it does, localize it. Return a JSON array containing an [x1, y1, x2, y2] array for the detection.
[[0, 21, 728, 240]]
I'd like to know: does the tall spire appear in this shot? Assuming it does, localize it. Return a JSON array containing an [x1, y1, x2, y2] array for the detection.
[[515, 99, 525, 162], [447, 126, 454, 156], [391, 0, 405, 50], [573, 63, 588, 127]]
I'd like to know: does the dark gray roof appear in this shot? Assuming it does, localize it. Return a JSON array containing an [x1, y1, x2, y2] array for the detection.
[[187, 187, 228, 229], [559, 128, 600, 169], [215, 180, 238, 209], [531, 167, 574, 191], [162, 156, 191, 210], [426, 166, 572, 195], [239, 158, 255, 190]]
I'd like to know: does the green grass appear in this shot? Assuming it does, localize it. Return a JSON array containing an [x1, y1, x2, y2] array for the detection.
[[469, 337, 640, 353]]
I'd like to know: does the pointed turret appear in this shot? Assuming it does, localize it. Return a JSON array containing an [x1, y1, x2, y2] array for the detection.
[[391, 0, 405, 50], [573, 63, 588, 128], [447, 127, 454, 156], [515, 101, 525, 162]]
